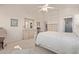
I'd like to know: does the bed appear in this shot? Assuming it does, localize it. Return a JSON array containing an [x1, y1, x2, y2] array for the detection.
[[35, 31, 79, 54]]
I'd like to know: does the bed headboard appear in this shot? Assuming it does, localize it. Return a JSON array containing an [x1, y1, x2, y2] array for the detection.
[[47, 24, 58, 31]]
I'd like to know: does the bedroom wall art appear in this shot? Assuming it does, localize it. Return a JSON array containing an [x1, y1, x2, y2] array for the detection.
[[10, 18, 18, 27]]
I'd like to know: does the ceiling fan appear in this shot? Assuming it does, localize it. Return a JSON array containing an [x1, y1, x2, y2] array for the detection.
[[38, 4, 55, 13]]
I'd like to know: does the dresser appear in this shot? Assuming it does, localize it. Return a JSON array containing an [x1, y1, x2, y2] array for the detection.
[[0, 37, 5, 49], [0, 27, 7, 49]]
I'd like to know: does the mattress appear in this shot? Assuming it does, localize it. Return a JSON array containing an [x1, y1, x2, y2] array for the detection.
[[35, 31, 79, 54]]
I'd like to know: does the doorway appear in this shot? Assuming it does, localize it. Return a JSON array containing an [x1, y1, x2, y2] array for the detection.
[[64, 17, 73, 32], [23, 18, 35, 40]]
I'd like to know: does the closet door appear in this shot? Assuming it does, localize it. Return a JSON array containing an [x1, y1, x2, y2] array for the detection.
[[64, 18, 73, 32]]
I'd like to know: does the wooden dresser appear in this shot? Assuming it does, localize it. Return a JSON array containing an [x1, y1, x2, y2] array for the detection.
[[0, 37, 5, 49], [0, 28, 7, 49]]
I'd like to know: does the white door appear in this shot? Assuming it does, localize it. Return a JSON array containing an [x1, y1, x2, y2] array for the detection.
[[23, 18, 34, 40]]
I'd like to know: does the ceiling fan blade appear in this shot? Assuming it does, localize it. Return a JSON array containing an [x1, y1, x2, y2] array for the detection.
[[44, 4, 48, 7], [38, 4, 48, 8], [38, 4, 55, 12], [47, 7, 55, 9]]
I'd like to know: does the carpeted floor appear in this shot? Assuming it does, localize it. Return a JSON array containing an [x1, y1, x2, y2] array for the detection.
[[0, 39, 54, 54]]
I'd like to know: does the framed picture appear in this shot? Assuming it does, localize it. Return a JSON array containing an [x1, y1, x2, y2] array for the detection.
[[10, 18, 18, 27], [36, 22, 40, 27]]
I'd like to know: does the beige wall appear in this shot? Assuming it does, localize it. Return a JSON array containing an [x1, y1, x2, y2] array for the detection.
[[0, 4, 79, 42], [58, 7, 79, 32], [73, 15, 79, 36], [46, 5, 79, 32], [0, 5, 38, 42]]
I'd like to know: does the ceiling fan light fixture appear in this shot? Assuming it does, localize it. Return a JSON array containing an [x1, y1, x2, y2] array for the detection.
[[39, 4, 55, 12], [40, 7, 48, 12]]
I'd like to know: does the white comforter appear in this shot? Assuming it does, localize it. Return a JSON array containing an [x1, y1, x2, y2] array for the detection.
[[35, 31, 79, 54]]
